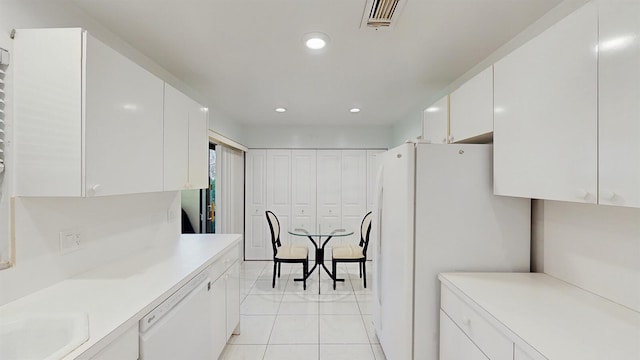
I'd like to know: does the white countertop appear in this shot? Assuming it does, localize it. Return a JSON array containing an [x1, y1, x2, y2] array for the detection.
[[0, 234, 241, 360], [439, 272, 640, 360]]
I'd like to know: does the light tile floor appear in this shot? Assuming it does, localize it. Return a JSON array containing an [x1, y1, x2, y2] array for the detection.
[[220, 261, 387, 360]]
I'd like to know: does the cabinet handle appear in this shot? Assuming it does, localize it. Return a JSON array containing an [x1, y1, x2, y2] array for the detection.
[[301, 209, 304, 214], [442, 137, 447, 144], [601, 190, 616, 201], [576, 189, 590, 200], [88, 184, 101, 196], [462, 316, 471, 328]]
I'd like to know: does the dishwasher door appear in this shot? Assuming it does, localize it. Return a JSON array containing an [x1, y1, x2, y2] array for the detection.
[[139, 279, 212, 360]]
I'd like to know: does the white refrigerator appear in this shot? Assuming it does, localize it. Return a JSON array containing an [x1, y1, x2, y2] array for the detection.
[[371, 143, 530, 360]]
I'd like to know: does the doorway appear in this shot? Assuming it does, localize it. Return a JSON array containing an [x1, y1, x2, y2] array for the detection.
[[204, 143, 216, 233]]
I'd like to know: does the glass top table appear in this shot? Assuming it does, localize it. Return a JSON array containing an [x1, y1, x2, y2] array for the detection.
[[288, 227, 354, 293]]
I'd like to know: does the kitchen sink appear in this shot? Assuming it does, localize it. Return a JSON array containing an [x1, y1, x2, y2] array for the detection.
[[0, 312, 89, 360]]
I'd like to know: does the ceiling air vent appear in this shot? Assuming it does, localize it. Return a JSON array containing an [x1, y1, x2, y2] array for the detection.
[[361, 0, 407, 30]]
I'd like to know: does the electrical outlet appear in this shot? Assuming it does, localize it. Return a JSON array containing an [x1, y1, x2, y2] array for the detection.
[[59, 229, 83, 254]]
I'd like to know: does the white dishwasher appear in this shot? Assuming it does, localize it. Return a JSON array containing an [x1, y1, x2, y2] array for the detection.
[[139, 269, 212, 360]]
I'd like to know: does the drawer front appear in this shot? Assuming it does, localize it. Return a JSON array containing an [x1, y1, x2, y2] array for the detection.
[[210, 244, 240, 281], [440, 310, 489, 360], [441, 285, 513, 360], [90, 324, 138, 360]]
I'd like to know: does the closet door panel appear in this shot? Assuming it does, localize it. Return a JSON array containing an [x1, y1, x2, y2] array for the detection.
[[266, 150, 292, 245], [245, 150, 268, 260], [366, 150, 385, 213], [317, 150, 342, 231], [342, 150, 367, 245], [291, 150, 317, 256]]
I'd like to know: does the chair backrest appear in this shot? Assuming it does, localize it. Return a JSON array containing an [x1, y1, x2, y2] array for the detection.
[[265, 211, 281, 256], [360, 211, 373, 257]]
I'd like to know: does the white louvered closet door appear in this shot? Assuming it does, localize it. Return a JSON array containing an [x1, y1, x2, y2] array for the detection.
[[245, 149, 268, 260], [366, 150, 385, 213], [266, 150, 292, 247], [291, 150, 317, 259], [317, 150, 342, 259], [341, 150, 367, 246]]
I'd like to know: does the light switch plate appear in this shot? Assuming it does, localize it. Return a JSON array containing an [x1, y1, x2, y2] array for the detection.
[[59, 229, 83, 254]]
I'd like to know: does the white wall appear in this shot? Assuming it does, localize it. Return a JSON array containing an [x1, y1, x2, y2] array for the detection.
[[243, 124, 391, 149], [0, 192, 180, 306], [209, 107, 247, 147], [541, 201, 640, 312], [390, 111, 423, 147]]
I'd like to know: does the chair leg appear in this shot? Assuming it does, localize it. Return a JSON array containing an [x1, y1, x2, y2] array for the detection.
[[332, 261, 337, 290], [363, 261, 367, 288], [272, 261, 277, 288], [303, 260, 307, 290], [278, 262, 281, 278], [359, 262, 363, 278]]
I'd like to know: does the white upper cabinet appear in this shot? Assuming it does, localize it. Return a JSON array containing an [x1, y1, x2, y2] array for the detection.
[[14, 28, 164, 197], [187, 99, 209, 189], [597, 0, 640, 208], [449, 66, 493, 143], [493, 3, 598, 203], [163, 84, 190, 191], [164, 84, 209, 191], [423, 96, 449, 144]]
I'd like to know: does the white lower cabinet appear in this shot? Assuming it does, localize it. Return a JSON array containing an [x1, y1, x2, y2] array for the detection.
[[90, 325, 138, 360], [209, 245, 241, 359], [209, 275, 227, 360], [440, 310, 488, 360], [225, 261, 241, 338], [440, 286, 513, 360], [514, 347, 535, 360]]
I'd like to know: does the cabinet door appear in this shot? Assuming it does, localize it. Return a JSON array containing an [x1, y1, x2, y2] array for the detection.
[[317, 150, 342, 230], [85, 34, 164, 196], [341, 150, 367, 245], [450, 66, 493, 143], [494, 3, 598, 203], [209, 277, 227, 360], [188, 100, 209, 189], [225, 261, 241, 338], [366, 150, 385, 213], [245, 150, 268, 260], [598, 0, 640, 208], [440, 311, 489, 360], [13, 28, 83, 197], [515, 347, 536, 360], [90, 325, 138, 360], [266, 150, 292, 245], [163, 83, 190, 191], [423, 96, 449, 144], [291, 150, 317, 256]]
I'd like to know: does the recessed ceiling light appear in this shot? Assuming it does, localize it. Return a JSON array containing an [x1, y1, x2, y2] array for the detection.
[[303, 32, 330, 51], [275, 107, 287, 113], [425, 107, 439, 113], [350, 108, 361, 113]]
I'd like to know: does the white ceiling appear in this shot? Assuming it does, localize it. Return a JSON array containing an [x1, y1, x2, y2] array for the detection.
[[70, 0, 563, 126]]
